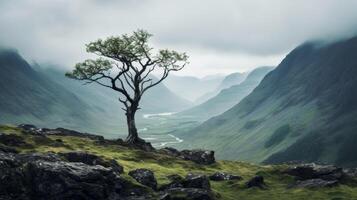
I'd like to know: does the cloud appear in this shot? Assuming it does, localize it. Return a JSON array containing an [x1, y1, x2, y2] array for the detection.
[[0, 0, 357, 76]]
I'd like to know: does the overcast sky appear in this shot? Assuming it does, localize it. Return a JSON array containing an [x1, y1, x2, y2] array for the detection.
[[1, 0, 357, 77]]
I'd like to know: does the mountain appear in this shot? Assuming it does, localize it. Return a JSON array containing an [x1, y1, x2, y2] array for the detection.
[[0, 49, 192, 138], [164, 74, 224, 102], [194, 72, 247, 104], [0, 49, 93, 131], [180, 67, 273, 120], [176, 36, 357, 167]]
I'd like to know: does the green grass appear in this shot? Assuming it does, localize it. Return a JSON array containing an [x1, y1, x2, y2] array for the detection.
[[1, 125, 357, 200]]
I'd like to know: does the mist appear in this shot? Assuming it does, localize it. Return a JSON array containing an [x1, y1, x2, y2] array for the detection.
[[1, 0, 357, 76]]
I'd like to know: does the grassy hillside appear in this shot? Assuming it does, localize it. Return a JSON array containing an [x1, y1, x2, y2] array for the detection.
[[2, 124, 357, 200], [179, 67, 273, 121], [175, 36, 357, 167]]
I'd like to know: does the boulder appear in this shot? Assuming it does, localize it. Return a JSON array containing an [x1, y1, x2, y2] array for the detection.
[[180, 149, 215, 165], [0, 152, 28, 200], [17, 152, 62, 163], [0, 151, 150, 200], [60, 151, 124, 174], [160, 188, 216, 200], [159, 175, 185, 190], [182, 173, 211, 190], [343, 168, 357, 180], [27, 161, 145, 199], [209, 172, 242, 181], [129, 168, 158, 190], [245, 176, 266, 189], [290, 179, 338, 188], [284, 163, 343, 181]]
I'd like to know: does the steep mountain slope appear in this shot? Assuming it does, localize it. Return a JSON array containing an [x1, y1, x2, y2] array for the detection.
[[180, 67, 273, 120], [176, 36, 357, 167], [164, 74, 224, 102], [0, 49, 93, 130], [194, 72, 247, 104]]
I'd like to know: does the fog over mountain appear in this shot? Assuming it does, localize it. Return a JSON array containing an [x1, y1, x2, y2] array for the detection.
[[1, 0, 357, 77]]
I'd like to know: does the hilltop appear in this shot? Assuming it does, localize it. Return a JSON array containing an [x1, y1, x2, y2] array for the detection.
[[1, 124, 357, 200]]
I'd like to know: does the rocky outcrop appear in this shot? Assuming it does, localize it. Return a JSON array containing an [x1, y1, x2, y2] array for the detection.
[[18, 124, 156, 152], [159, 175, 185, 190], [129, 168, 158, 190], [60, 151, 124, 174], [159, 173, 216, 200], [18, 124, 105, 141], [245, 176, 266, 189], [284, 163, 343, 181], [159, 147, 216, 165], [209, 172, 242, 181], [0, 151, 150, 200], [182, 173, 211, 190], [282, 163, 357, 188], [180, 150, 215, 165]]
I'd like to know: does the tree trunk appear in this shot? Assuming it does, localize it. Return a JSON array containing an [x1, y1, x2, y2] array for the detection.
[[125, 106, 142, 144]]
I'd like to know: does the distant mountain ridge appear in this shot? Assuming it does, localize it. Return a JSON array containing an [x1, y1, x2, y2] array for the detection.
[[194, 72, 247, 104], [179, 67, 273, 120], [176, 36, 357, 167], [164, 74, 224, 102]]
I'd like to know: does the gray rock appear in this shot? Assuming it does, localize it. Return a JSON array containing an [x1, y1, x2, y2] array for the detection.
[[60, 151, 124, 174], [284, 163, 343, 181], [129, 168, 158, 190], [182, 173, 211, 190], [0, 151, 150, 200], [159, 175, 185, 190], [209, 172, 242, 181], [180, 149, 215, 165]]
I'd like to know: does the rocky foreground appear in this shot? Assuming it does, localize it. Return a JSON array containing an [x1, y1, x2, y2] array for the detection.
[[1, 125, 357, 200]]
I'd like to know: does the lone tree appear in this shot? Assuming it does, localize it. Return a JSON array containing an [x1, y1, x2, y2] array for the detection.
[[66, 30, 188, 144]]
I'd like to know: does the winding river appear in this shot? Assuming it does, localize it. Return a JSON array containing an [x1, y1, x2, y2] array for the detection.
[[139, 112, 184, 148]]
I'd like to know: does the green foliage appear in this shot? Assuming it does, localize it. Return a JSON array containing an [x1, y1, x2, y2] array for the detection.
[[66, 29, 188, 84], [66, 58, 112, 80]]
